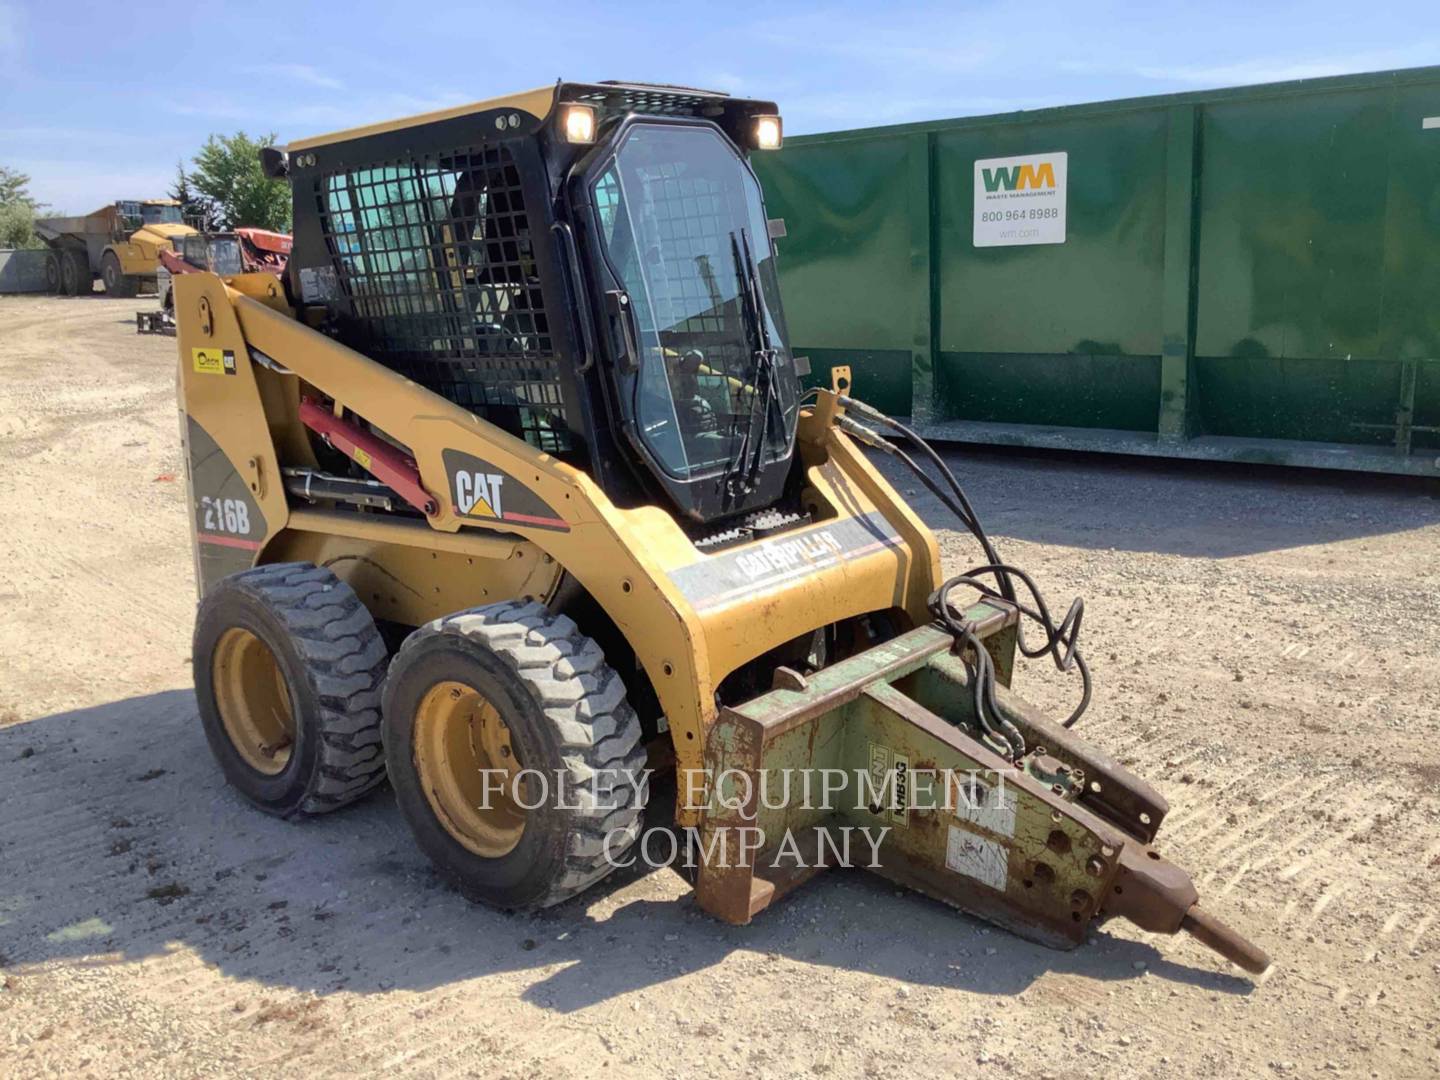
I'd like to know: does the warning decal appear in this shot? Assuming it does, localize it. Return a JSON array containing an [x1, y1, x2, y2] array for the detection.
[[192, 348, 237, 376], [945, 826, 1009, 891], [951, 773, 1017, 837]]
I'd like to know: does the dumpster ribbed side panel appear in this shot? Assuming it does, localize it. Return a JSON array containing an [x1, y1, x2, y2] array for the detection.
[[1195, 87, 1402, 446], [931, 108, 1169, 431], [753, 136, 919, 416], [759, 66, 1440, 476]]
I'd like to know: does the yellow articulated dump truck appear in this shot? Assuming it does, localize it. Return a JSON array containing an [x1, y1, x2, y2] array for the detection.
[[35, 198, 197, 297], [171, 80, 1269, 974]]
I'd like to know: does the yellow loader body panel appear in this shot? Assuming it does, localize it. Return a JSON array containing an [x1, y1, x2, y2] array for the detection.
[[175, 272, 940, 824], [113, 221, 197, 277]]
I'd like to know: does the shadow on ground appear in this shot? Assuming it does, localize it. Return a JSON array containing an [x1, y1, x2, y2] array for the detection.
[[0, 692, 1255, 1010], [878, 444, 1440, 558]]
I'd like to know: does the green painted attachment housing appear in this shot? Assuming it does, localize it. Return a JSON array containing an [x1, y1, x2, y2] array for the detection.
[[755, 66, 1440, 476]]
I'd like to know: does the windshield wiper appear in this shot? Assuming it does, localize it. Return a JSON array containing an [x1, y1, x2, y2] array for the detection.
[[725, 228, 782, 496]]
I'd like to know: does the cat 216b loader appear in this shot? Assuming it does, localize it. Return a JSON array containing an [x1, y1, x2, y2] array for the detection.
[[174, 80, 1270, 974]]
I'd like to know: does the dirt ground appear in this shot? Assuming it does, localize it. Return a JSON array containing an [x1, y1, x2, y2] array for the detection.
[[1, 293, 1437, 1079]]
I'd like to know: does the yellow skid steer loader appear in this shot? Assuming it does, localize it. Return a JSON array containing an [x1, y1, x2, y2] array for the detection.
[[174, 81, 1268, 973]]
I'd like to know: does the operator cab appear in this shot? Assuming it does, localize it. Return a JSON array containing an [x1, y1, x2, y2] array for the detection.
[[275, 81, 801, 534], [117, 199, 185, 229]]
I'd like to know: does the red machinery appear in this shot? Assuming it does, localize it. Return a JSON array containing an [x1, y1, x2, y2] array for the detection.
[[138, 228, 292, 334]]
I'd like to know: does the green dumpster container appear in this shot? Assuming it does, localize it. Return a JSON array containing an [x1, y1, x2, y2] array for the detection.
[[755, 66, 1440, 476]]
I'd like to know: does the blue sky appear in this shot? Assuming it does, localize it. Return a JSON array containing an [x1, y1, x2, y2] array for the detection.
[[2, 0, 1437, 212]]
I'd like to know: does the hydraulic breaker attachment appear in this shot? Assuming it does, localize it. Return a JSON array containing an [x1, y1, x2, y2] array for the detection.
[[693, 600, 1271, 975]]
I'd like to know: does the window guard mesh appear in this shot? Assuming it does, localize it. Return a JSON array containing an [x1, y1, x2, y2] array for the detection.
[[314, 143, 570, 453]]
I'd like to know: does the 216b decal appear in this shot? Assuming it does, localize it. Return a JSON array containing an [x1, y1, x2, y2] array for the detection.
[[200, 496, 251, 536]]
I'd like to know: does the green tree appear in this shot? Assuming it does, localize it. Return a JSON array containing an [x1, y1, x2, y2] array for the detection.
[[188, 132, 291, 232], [168, 161, 217, 230], [0, 165, 43, 248], [0, 200, 40, 248], [0, 165, 39, 208]]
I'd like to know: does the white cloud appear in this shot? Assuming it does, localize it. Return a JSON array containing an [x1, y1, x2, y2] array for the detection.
[[373, 89, 473, 115], [162, 97, 258, 122], [0, 1, 22, 68], [13, 157, 175, 217], [240, 63, 344, 91], [0, 126, 148, 145], [153, 86, 473, 138], [755, 11, 994, 76], [697, 70, 752, 96]]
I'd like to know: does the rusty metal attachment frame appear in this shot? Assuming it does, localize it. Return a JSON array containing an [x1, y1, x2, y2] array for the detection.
[[695, 601, 1271, 973]]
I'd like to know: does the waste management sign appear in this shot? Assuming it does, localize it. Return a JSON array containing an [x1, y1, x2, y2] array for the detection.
[[973, 151, 1067, 247]]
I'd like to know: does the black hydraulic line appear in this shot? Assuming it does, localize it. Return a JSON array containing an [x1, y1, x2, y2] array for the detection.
[[928, 565, 1092, 734], [841, 397, 1005, 586], [831, 400, 1093, 743]]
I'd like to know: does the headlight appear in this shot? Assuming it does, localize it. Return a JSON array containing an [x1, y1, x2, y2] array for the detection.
[[561, 104, 596, 144], [753, 115, 783, 150]]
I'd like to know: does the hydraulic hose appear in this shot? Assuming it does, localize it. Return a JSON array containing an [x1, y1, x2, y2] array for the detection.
[[833, 400, 1092, 747]]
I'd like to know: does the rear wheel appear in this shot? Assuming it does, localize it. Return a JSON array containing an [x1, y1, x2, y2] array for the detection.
[[58, 250, 86, 295], [100, 252, 137, 297], [194, 563, 389, 818], [383, 600, 648, 909]]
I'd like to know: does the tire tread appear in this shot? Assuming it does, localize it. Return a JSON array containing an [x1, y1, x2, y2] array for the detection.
[[392, 599, 648, 907], [213, 562, 389, 815]]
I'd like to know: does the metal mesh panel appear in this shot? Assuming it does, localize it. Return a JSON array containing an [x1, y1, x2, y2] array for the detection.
[[574, 85, 717, 116], [314, 144, 570, 453]]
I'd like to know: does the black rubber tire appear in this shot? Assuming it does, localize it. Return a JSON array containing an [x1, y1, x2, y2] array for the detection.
[[194, 562, 389, 818], [43, 251, 61, 294], [59, 250, 87, 296], [57, 251, 77, 295], [383, 600, 648, 910], [100, 252, 137, 298]]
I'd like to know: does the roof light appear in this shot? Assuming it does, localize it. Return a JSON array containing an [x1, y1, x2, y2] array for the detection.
[[562, 104, 596, 144], [754, 115, 783, 150]]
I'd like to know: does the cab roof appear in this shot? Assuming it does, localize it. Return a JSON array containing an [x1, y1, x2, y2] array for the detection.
[[286, 81, 778, 152]]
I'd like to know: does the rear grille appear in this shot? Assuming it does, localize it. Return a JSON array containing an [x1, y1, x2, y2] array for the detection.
[[575, 84, 722, 116]]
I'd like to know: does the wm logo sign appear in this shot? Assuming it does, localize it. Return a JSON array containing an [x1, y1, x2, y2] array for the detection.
[[973, 151, 1067, 248], [981, 161, 1057, 193]]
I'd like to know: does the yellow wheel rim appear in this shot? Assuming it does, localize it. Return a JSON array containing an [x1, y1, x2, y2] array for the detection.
[[414, 680, 527, 857], [212, 627, 295, 775]]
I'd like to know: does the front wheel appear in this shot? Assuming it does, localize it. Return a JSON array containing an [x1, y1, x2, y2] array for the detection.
[[100, 252, 137, 297], [382, 601, 648, 910]]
